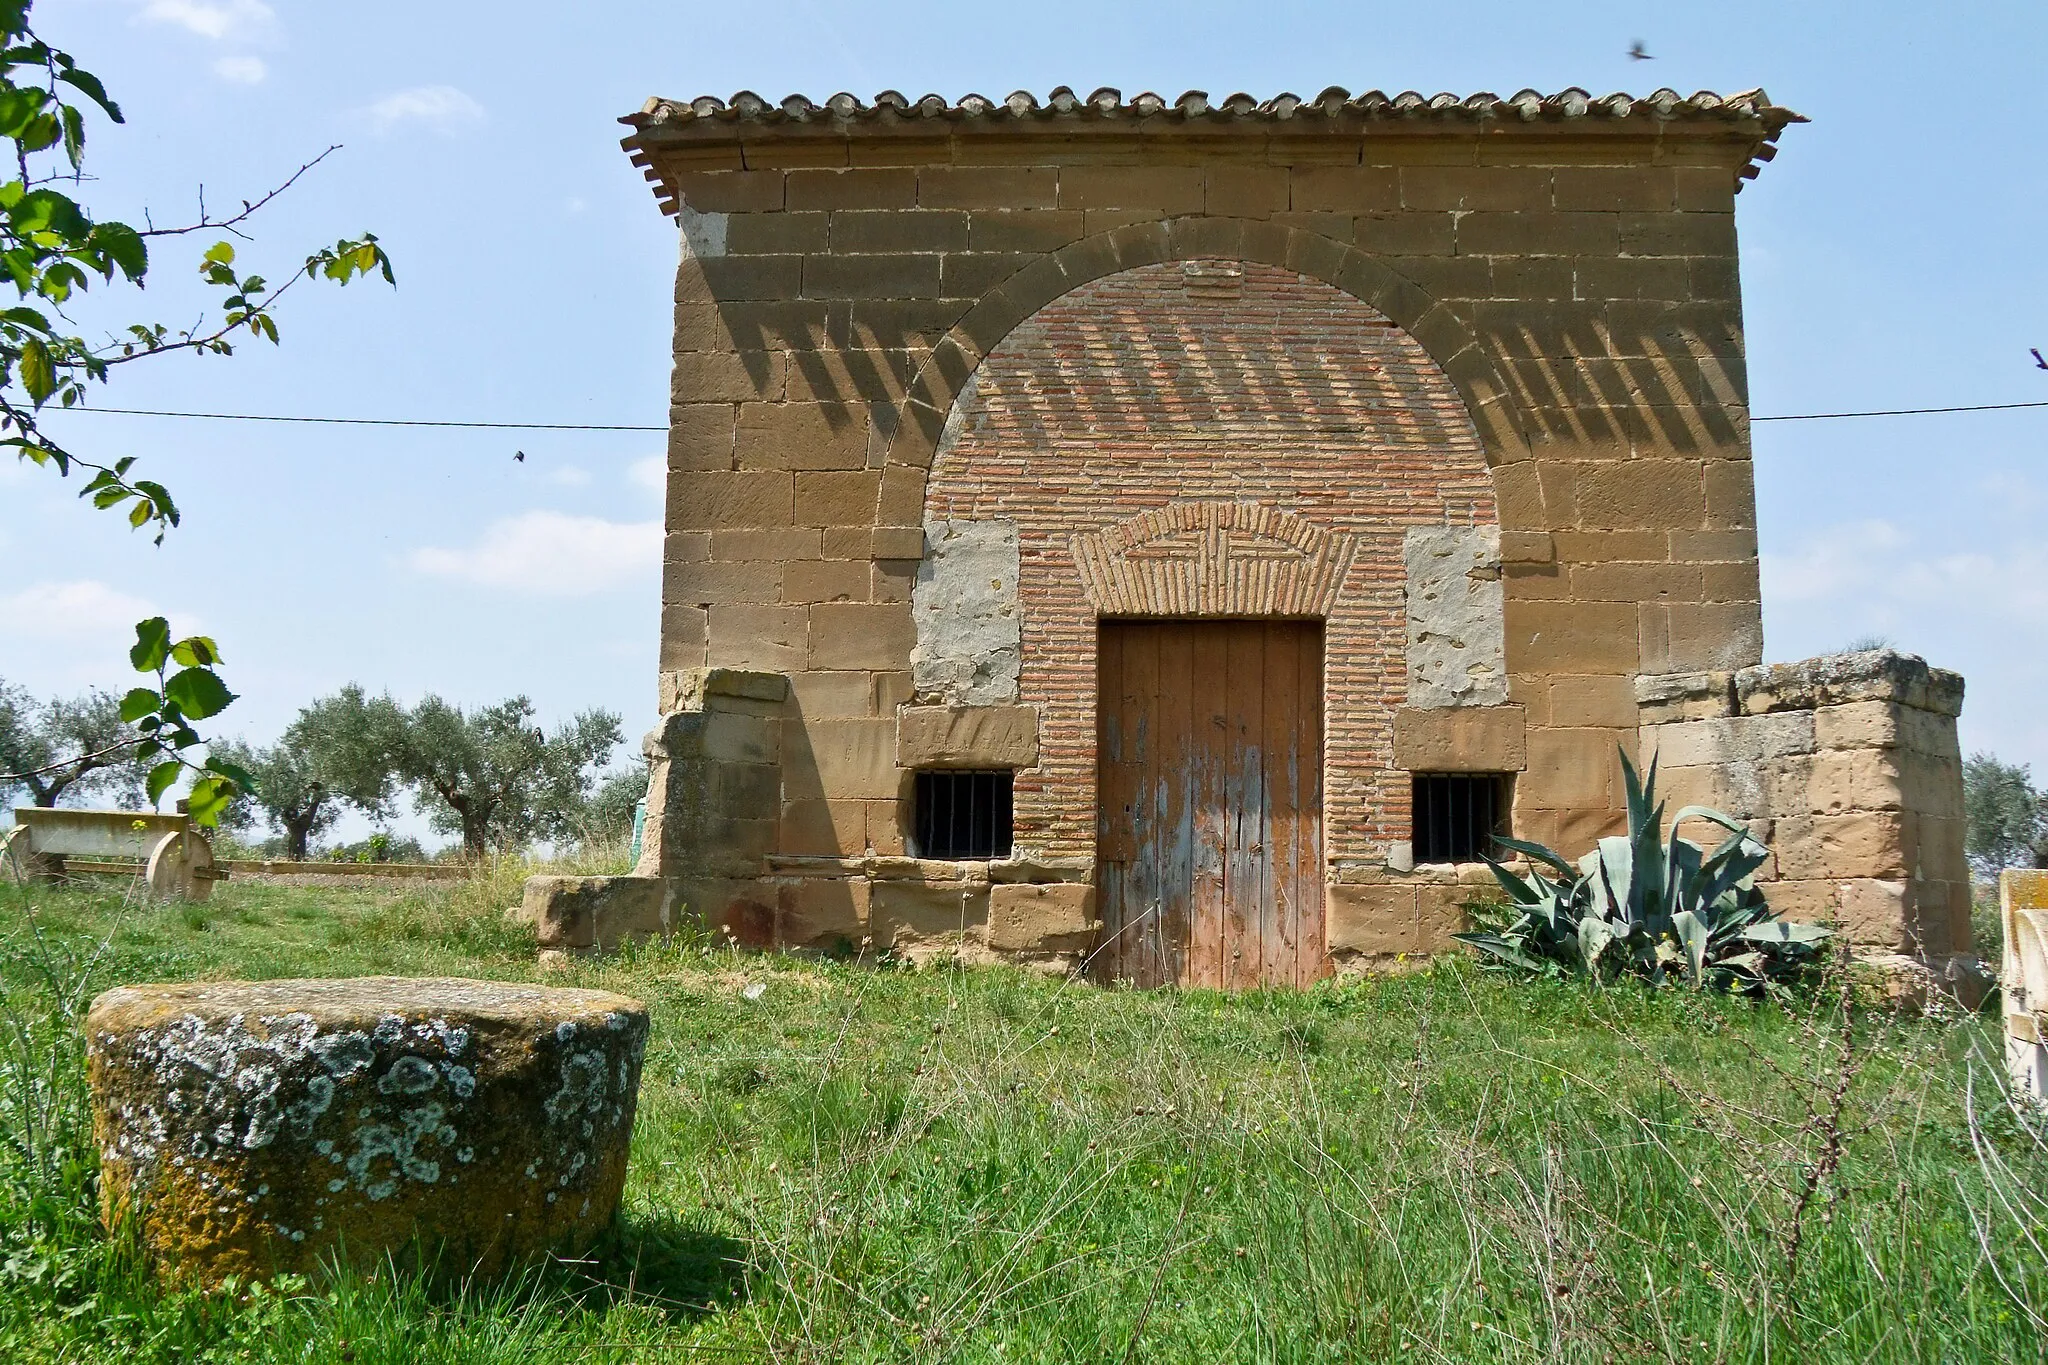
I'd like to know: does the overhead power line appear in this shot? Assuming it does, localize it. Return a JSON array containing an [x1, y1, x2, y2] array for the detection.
[[42, 397, 2048, 432], [56, 407, 665, 432], [1752, 399, 2048, 422]]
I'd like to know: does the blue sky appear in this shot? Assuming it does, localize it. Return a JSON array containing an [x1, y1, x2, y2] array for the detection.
[[4, 1, 2046, 847]]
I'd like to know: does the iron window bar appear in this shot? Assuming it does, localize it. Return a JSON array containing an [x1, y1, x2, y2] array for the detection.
[[1411, 772, 1509, 864], [914, 770, 1015, 860]]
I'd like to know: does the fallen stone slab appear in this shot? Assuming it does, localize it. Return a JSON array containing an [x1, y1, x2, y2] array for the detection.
[[86, 976, 649, 1286]]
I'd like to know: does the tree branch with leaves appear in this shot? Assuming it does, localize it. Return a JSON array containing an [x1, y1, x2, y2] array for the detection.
[[0, 0, 394, 822]]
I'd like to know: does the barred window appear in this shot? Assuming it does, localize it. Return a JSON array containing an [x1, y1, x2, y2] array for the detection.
[[913, 770, 1014, 860], [1411, 773, 1511, 864]]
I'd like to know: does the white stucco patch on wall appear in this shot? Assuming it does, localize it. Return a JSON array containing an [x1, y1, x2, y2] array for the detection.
[[677, 205, 727, 259], [1404, 525, 1506, 708], [912, 520, 1021, 706]]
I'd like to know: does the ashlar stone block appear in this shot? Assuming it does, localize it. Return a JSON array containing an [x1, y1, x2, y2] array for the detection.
[[987, 883, 1098, 953], [895, 705, 1040, 769]]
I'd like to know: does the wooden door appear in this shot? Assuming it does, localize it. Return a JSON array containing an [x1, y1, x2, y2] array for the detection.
[[1094, 619, 1325, 988]]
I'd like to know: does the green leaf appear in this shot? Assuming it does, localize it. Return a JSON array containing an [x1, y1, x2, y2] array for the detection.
[[1740, 921, 1834, 946], [17, 335, 51, 401], [1672, 909, 1710, 986], [202, 240, 235, 267], [59, 102, 82, 171], [129, 616, 171, 672], [170, 635, 220, 667], [56, 66, 122, 122], [184, 776, 235, 827], [118, 687, 159, 722], [1491, 834, 1578, 880], [93, 222, 145, 281], [163, 666, 235, 721], [146, 760, 181, 805], [204, 755, 256, 794], [1578, 915, 1617, 977]]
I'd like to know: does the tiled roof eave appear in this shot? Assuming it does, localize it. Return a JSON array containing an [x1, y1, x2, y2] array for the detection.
[[619, 86, 1803, 214], [621, 85, 1802, 138]]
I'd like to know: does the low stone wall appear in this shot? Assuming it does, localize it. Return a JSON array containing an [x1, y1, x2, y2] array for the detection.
[[1637, 650, 1975, 986]]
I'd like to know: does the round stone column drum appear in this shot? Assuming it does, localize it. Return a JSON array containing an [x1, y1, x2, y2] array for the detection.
[[85, 977, 649, 1285]]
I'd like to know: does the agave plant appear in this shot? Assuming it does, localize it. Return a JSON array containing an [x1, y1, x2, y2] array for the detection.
[[1454, 749, 1833, 992]]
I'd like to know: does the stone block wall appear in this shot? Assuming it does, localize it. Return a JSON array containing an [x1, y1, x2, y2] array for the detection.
[[611, 88, 1800, 969], [1637, 650, 1974, 978]]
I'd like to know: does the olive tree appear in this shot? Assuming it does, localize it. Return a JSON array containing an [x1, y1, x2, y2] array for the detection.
[[0, 678, 149, 808], [389, 697, 623, 859], [213, 687, 404, 859], [1964, 750, 2048, 876]]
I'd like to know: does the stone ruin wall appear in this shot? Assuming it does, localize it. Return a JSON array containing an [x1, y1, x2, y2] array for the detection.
[[1636, 650, 1975, 985]]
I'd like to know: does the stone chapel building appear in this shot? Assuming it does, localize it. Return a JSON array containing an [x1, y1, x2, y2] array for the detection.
[[554, 86, 1975, 992]]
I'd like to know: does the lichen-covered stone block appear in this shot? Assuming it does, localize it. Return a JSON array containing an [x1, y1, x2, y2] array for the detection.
[[86, 977, 649, 1286]]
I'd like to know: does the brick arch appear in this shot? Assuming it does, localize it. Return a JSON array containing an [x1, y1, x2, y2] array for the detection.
[[920, 259, 1498, 865], [886, 215, 1530, 475]]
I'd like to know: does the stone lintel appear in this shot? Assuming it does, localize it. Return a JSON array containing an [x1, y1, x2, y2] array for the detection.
[[1392, 704, 1526, 773], [896, 703, 1040, 769]]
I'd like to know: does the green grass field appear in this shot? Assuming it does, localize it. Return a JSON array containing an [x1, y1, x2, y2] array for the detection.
[[0, 870, 2041, 1363]]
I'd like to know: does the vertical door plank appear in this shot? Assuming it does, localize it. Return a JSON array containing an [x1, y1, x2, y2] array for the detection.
[[1155, 623, 1195, 989], [1298, 622, 1327, 982], [1223, 622, 1265, 991], [1262, 621, 1301, 987], [1125, 625, 1162, 987], [1093, 625, 1124, 985], [1189, 623, 1231, 990]]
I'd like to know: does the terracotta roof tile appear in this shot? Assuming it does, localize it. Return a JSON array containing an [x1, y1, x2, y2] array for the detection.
[[624, 85, 1800, 132], [621, 86, 1802, 214]]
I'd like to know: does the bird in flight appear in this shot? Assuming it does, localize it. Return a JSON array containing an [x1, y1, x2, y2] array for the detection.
[[2032, 347, 2047, 370], [1629, 40, 1653, 60], [514, 451, 526, 462]]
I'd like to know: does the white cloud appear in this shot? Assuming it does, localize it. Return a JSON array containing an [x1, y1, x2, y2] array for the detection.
[[0, 581, 202, 693], [0, 579, 160, 642], [410, 512, 659, 596], [1763, 520, 2048, 628], [544, 466, 591, 488], [137, 0, 275, 42], [363, 85, 485, 137], [212, 55, 267, 84], [1759, 519, 1908, 605], [627, 457, 665, 496]]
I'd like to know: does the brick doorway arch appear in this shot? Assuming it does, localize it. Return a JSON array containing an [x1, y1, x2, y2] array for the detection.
[[921, 260, 1495, 987]]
